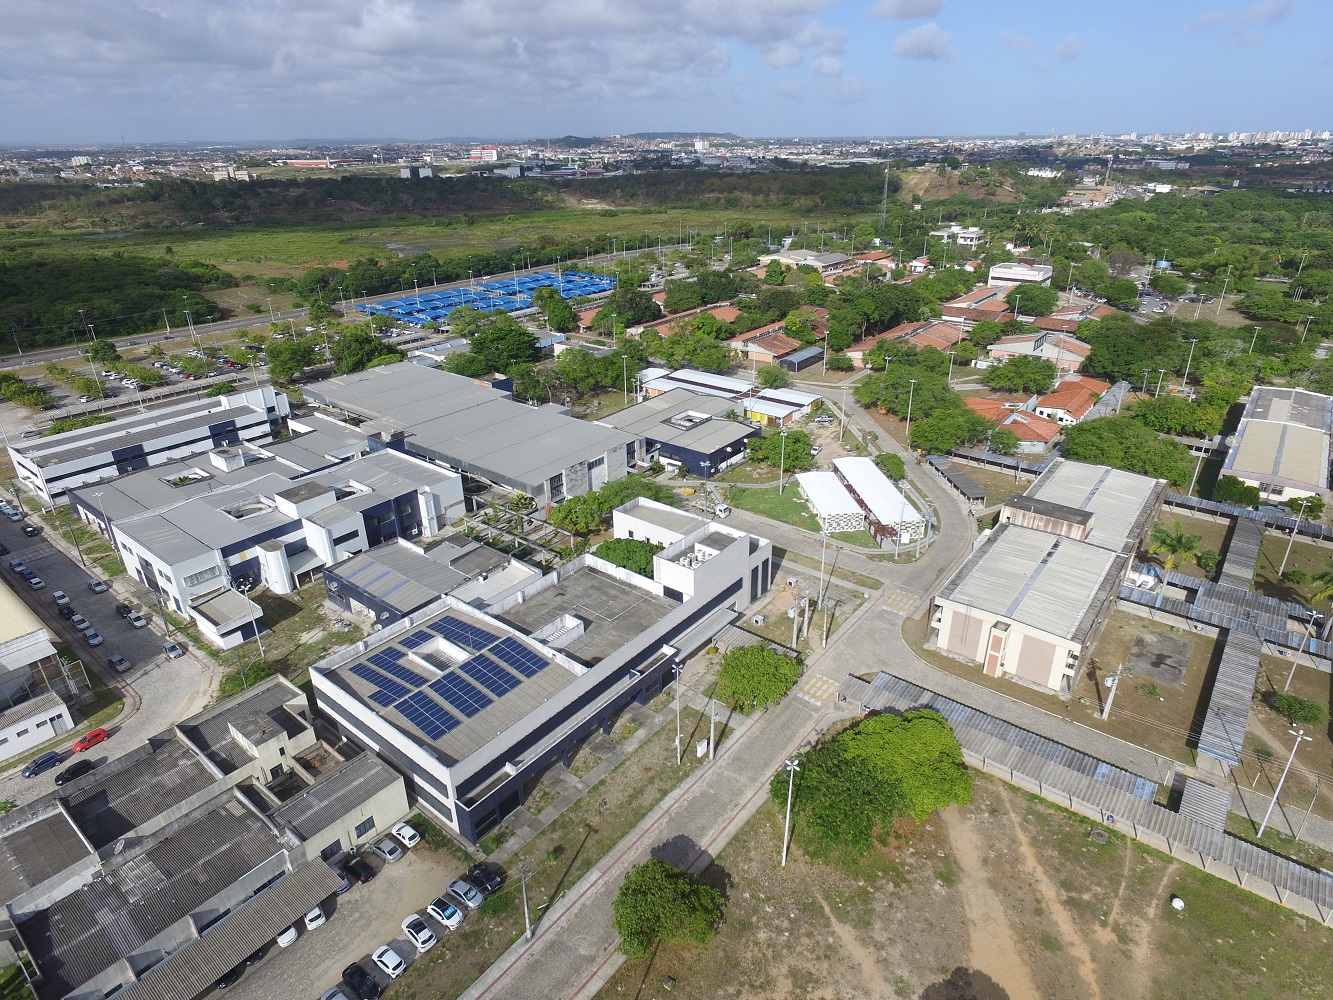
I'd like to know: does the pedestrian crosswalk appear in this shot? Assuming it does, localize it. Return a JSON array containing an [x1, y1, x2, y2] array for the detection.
[[796, 673, 839, 705], [882, 589, 918, 615]]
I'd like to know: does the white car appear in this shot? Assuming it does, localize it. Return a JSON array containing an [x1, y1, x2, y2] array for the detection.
[[446, 878, 484, 911], [276, 925, 298, 948], [371, 836, 404, 863], [391, 822, 420, 849], [126, 610, 148, 628], [426, 896, 464, 930], [401, 914, 437, 953], [303, 904, 326, 930], [372, 945, 406, 980]]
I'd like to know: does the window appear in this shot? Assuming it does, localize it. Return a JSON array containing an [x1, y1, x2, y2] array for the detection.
[[0, 738, 7, 746], [16, 729, 28, 738], [320, 840, 342, 862], [627, 441, 636, 464], [588, 456, 605, 470], [355, 817, 375, 838], [269, 764, 284, 780], [36, 720, 47, 728], [183, 565, 222, 587], [548, 472, 565, 504], [333, 529, 359, 546], [279, 747, 286, 757]]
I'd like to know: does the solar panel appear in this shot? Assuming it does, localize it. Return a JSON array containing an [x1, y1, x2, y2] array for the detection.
[[459, 654, 522, 697], [369, 652, 429, 687], [489, 636, 549, 678], [373, 648, 405, 663], [401, 630, 433, 650], [368, 689, 398, 708], [396, 691, 460, 741], [350, 663, 411, 701], [429, 615, 499, 651], [429, 673, 493, 718]]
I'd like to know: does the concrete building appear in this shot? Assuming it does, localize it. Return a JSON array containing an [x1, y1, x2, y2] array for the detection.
[[325, 534, 542, 625], [71, 450, 463, 647], [637, 368, 821, 426], [595, 388, 758, 477], [0, 582, 73, 763], [988, 262, 1054, 287], [930, 224, 984, 248], [795, 458, 926, 545], [963, 397, 1063, 453], [311, 499, 772, 843], [757, 248, 852, 275], [0, 677, 408, 1000], [930, 460, 1164, 694], [302, 363, 641, 508], [939, 285, 1015, 329], [1222, 386, 1333, 501], [985, 331, 1091, 373], [8, 387, 290, 505]]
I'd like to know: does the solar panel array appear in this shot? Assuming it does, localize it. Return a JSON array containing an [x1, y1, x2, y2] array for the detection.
[[356, 271, 616, 328], [459, 654, 523, 697], [401, 629, 433, 650], [490, 637, 550, 679], [430, 615, 500, 651], [350, 663, 411, 702], [429, 673, 493, 718], [396, 690, 460, 740], [369, 650, 429, 687]]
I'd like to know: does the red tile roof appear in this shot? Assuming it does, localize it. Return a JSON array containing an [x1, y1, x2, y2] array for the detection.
[[964, 398, 1062, 442], [907, 322, 968, 351], [1059, 373, 1111, 395], [1037, 386, 1097, 420]]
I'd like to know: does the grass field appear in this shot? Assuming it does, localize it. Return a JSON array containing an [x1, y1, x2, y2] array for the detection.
[[724, 485, 820, 532], [597, 774, 1333, 1000]]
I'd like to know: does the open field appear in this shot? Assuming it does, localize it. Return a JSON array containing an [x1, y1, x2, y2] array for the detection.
[[599, 773, 1333, 1000], [725, 485, 821, 533]]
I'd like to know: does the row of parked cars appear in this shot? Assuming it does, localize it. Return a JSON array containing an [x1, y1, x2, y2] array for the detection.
[[21, 725, 110, 784], [325, 824, 504, 1000]]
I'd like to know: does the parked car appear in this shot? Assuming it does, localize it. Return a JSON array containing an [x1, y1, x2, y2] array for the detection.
[[69, 613, 89, 630], [466, 863, 504, 895], [21, 524, 38, 537], [275, 925, 298, 948], [371, 837, 403, 863], [59, 606, 77, 620], [215, 966, 244, 990], [114, 603, 132, 617], [344, 856, 377, 884], [126, 610, 148, 629], [320, 990, 351, 1000], [53, 591, 71, 608], [73, 728, 108, 752], [329, 862, 352, 894], [82, 629, 104, 646], [341, 963, 381, 1000], [371, 945, 406, 980], [87, 579, 108, 593], [426, 897, 464, 930], [27, 576, 45, 590], [8, 560, 28, 574], [108, 655, 131, 673], [22, 751, 62, 778], [401, 914, 437, 953], [162, 641, 185, 659], [55, 759, 96, 786], [6, 511, 22, 522], [303, 904, 326, 930], [391, 822, 420, 849], [0, 544, 8, 556], [446, 878, 485, 911]]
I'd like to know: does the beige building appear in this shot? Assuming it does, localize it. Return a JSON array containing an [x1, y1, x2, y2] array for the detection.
[[0, 581, 74, 762], [930, 460, 1164, 694], [1222, 386, 1332, 501]]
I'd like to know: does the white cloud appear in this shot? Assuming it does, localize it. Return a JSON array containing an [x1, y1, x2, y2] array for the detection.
[[891, 22, 956, 61], [1233, 30, 1266, 45], [1055, 35, 1083, 60], [1242, 0, 1294, 23], [1186, 9, 1231, 32], [869, 0, 944, 19], [998, 31, 1033, 51]]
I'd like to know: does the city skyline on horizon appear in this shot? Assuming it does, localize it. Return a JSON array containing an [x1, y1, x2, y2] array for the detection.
[[2, 1, 1330, 145]]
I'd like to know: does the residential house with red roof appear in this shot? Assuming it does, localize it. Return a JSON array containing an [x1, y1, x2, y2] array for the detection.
[[963, 397, 1063, 453], [939, 284, 1015, 329]]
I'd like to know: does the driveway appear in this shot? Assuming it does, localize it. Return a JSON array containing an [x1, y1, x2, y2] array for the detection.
[[223, 848, 464, 1000]]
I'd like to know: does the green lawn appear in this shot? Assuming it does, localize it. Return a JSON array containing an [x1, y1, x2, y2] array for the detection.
[[829, 529, 880, 549], [725, 486, 821, 532], [38, 504, 125, 578]]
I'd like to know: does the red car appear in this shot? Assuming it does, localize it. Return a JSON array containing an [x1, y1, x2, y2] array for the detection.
[[73, 728, 108, 752]]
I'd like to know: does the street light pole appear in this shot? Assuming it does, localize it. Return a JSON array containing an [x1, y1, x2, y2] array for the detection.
[[1155, 369, 1167, 397], [1257, 728, 1313, 839], [1279, 498, 1310, 577], [781, 758, 800, 867], [1182, 338, 1198, 388], [905, 378, 918, 451], [778, 429, 788, 494], [673, 662, 684, 764], [621, 354, 628, 405]]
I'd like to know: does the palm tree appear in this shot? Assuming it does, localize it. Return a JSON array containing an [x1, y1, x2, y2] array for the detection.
[[1308, 563, 1333, 639], [1148, 522, 1201, 574]]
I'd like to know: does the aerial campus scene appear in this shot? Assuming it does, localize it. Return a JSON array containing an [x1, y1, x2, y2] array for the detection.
[[4, 4, 1333, 1000]]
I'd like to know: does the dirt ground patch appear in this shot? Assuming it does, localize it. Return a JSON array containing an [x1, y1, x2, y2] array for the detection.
[[599, 775, 1333, 1000]]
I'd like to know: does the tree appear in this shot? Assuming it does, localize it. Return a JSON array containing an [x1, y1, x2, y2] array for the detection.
[[1150, 273, 1189, 298], [757, 363, 789, 389], [1133, 396, 1225, 438], [839, 710, 972, 823], [764, 259, 786, 285], [532, 287, 578, 332], [715, 646, 802, 711], [470, 312, 541, 373], [593, 538, 662, 577], [1062, 417, 1194, 486], [1270, 693, 1330, 726], [968, 320, 1006, 350], [548, 493, 604, 534], [747, 429, 815, 470], [1096, 278, 1141, 309], [598, 474, 681, 510], [1290, 495, 1326, 521], [331, 329, 403, 375], [910, 407, 991, 455], [1149, 522, 1201, 573], [1004, 284, 1059, 317], [874, 452, 906, 481], [662, 279, 703, 314], [611, 858, 724, 959], [267, 338, 318, 382], [1212, 475, 1261, 506], [982, 356, 1057, 394], [83, 339, 121, 365], [826, 353, 853, 372], [989, 427, 1020, 456]]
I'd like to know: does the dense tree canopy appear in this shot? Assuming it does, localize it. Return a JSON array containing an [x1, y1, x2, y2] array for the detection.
[[1062, 416, 1194, 487], [612, 858, 724, 959], [747, 428, 815, 471], [715, 646, 803, 711], [982, 355, 1057, 394], [593, 538, 662, 577]]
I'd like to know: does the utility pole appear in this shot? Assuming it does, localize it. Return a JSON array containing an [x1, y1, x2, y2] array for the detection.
[[709, 695, 717, 761], [673, 662, 683, 765], [516, 861, 533, 940], [1279, 498, 1310, 577], [1182, 338, 1198, 388], [781, 758, 800, 867], [1216, 264, 1232, 317], [1257, 728, 1312, 838], [1100, 663, 1125, 721], [905, 379, 918, 450], [778, 429, 788, 494], [1249, 326, 1261, 353]]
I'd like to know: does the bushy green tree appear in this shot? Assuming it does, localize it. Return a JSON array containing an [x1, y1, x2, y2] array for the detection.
[[548, 493, 604, 534], [611, 858, 724, 959], [1270, 693, 1330, 726], [874, 452, 906, 481], [1062, 416, 1194, 486], [331, 329, 404, 375], [662, 279, 703, 314], [83, 339, 121, 365], [1132, 395, 1224, 438], [267, 339, 318, 382], [747, 429, 815, 470], [983, 356, 1057, 394], [989, 427, 1020, 456], [1150, 273, 1189, 298], [593, 538, 662, 577], [715, 646, 802, 711], [757, 364, 789, 389], [911, 407, 991, 455], [1211, 475, 1261, 506], [1004, 284, 1059, 317]]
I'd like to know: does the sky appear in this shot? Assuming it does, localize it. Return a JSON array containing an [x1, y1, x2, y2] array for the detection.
[[1, 0, 1329, 145]]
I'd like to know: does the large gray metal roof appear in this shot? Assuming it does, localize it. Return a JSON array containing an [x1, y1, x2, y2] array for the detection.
[[597, 388, 755, 456], [1025, 459, 1164, 554], [1224, 386, 1333, 492], [0, 807, 91, 906], [272, 754, 400, 840]]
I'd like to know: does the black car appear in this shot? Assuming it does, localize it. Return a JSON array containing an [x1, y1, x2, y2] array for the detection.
[[466, 863, 504, 895], [114, 603, 132, 618], [21, 524, 39, 537], [54, 759, 96, 786], [244, 946, 267, 967], [344, 857, 376, 884], [0, 544, 8, 556], [58, 606, 77, 619], [342, 963, 381, 1000], [215, 966, 244, 990]]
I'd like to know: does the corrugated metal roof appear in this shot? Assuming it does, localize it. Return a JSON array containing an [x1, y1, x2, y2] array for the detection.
[[794, 471, 862, 520], [1026, 460, 1163, 554], [1218, 519, 1263, 590], [1196, 631, 1261, 768], [273, 755, 400, 840], [1178, 777, 1230, 831], [832, 457, 919, 526], [109, 862, 342, 1000]]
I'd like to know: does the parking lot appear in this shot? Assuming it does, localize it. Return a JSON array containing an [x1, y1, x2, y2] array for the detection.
[[223, 846, 471, 1000]]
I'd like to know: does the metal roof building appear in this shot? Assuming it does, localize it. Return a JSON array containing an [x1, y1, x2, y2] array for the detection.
[[795, 470, 865, 534], [596, 388, 758, 477], [930, 459, 1165, 694], [1223, 386, 1333, 500]]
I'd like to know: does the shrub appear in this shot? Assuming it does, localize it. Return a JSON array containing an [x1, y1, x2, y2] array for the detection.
[[612, 858, 724, 959], [715, 645, 802, 711], [1270, 692, 1330, 727]]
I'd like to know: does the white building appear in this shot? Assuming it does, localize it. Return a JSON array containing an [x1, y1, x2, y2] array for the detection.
[[987, 261, 1054, 287], [0, 581, 73, 763], [795, 457, 926, 546], [311, 498, 772, 843], [930, 224, 984, 248], [1222, 386, 1332, 501], [637, 368, 821, 426], [8, 387, 289, 505]]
